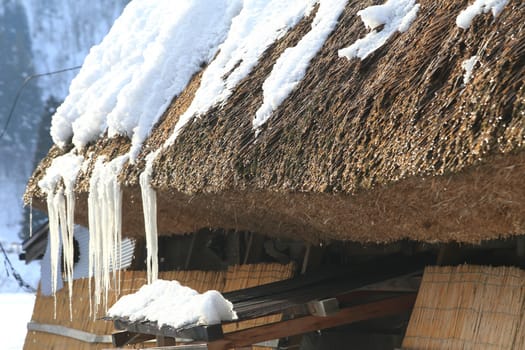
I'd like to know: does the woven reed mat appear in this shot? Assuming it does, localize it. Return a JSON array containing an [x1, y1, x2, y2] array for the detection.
[[24, 263, 294, 350], [402, 265, 525, 350]]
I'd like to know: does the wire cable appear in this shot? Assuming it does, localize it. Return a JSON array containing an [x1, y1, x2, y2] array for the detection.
[[0, 65, 81, 139], [0, 240, 36, 293]]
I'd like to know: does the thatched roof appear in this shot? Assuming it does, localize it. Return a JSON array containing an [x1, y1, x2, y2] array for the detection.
[[26, 0, 525, 244]]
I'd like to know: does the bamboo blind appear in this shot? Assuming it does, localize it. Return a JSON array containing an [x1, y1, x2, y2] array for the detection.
[[402, 265, 525, 350], [23, 263, 295, 350], [222, 263, 295, 333]]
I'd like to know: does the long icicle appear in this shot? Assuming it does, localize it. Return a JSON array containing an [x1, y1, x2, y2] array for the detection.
[[55, 188, 74, 320], [46, 190, 60, 319], [139, 151, 159, 285]]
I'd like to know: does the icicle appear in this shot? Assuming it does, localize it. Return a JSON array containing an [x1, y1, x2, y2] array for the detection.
[[46, 190, 61, 319], [29, 197, 33, 238], [139, 151, 159, 284], [87, 155, 128, 317]]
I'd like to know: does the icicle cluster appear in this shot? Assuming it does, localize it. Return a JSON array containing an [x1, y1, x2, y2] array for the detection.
[[87, 155, 128, 316], [38, 152, 83, 319]]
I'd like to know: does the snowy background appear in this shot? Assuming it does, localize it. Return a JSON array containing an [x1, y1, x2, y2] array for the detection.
[[0, 1, 127, 349]]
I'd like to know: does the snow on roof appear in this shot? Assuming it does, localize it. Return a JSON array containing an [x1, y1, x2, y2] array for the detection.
[[37, 0, 425, 319], [461, 55, 479, 85], [164, 0, 319, 146], [107, 279, 237, 329], [253, 0, 348, 133], [338, 0, 419, 60], [38, 153, 83, 194], [456, 0, 509, 29], [50, 0, 242, 160]]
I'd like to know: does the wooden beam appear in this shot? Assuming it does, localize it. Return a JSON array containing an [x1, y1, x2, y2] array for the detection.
[[208, 294, 416, 350]]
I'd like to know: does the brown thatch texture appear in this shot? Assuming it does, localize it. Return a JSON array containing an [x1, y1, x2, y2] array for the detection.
[[25, 0, 525, 243], [403, 265, 525, 349], [23, 263, 294, 350]]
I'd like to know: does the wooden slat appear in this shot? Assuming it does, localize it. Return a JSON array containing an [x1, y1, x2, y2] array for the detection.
[[224, 256, 425, 307], [208, 294, 417, 350], [230, 269, 422, 320]]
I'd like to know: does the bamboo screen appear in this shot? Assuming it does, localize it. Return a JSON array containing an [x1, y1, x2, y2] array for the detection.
[[23, 263, 295, 350], [402, 265, 525, 350], [222, 263, 295, 333]]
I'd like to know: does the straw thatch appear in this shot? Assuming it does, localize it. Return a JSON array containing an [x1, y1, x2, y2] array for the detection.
[[25, 0, 525, 243], [403, 265, 525, 349], [23, 263, 294, 350]]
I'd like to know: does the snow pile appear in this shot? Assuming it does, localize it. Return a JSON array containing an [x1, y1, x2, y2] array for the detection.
[[338, 0, 419, 60], [456, 0, 509, 29], [164, 0, 318, 146], [51, 0, 243, 160], [88, 155, 128, 315], [38, 152, 83, 317], [461, 55, 479, 85], [108, 280, 237, 329], [0, 294, 36, 350], [253, 0, 348, 133]]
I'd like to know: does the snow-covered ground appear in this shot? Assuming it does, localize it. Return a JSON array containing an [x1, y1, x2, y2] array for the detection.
[[0, 219, 40, 350], [0, 293, 36, 350]]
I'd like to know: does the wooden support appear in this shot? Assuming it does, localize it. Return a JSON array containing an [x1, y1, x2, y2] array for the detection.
[[226, 232, 241, 265], [243, 233, 266, 264], [185, 233, 197, 269], [112, 330, 156, 347], [356, 274, 421, 292], [307, 298, 340, 317], [157, 335, 177, 346], [517, 236, 525, 258], [208, 293, 416, 350], [436, 243, 463, 266], [243, 233, 254, 264], [301, 244, 311, 275]]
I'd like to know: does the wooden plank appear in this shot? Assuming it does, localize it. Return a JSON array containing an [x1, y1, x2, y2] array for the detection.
[[27, 321, 113, 343], [208, 294, 417, 350]]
